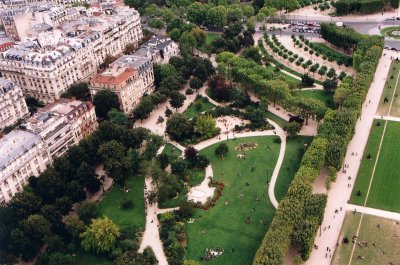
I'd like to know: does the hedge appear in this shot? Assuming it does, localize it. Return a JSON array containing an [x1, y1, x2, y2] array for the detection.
[[253, 25, 383, 264], [320, 23, 364, 51], [334, 0, 398, 15]]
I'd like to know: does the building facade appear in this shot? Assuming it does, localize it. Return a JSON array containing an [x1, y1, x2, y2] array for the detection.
[[89, 55, 154, 114], [0, 5, 143, 103], [0, 98, 97, 203], [0, 78, 29, 129]]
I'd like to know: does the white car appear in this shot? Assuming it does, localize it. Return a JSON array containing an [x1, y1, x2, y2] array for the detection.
[[384, 46, 392, 50]]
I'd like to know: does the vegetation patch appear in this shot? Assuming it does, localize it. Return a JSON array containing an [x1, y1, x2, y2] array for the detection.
[[235, 142, 258, 152]]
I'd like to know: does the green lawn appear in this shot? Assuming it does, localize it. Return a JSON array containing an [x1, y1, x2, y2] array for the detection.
[[332, 212, 400, 265], [381, 26, 400, 39], [295, 90, 335, 108], [350, 120, 384, 206], [274, 136, 313, 202], [183, 97, 216, 119], [265, 110, 290, 129], [377, 61, 400, 118], [162, 143, 182, 158], [311, 42, 352, 65], [74, 175, 146, 264], [159, 168, 205, 209], [351, 120, 400, 212], [199, 33, 221, 55], [185, 136, 280, 264], [97, 175, 146, 229]]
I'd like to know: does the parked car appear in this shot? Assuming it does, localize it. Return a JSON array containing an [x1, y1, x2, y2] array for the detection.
[[385, 46, 392, 50]]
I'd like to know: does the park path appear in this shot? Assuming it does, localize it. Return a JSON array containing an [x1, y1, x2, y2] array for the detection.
[[138, 177, 178, 265], [347, 204, 400, 220], [374, 114, 400, 122], [304, 51, 394, 265]]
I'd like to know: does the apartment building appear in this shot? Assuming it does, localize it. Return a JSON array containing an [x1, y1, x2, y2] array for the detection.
[[0, 78, 29, 129], [89, 55, 154, 114], [135, 35, 180, 64], [0, 98, 97, 203], [0, 5, 143, 103]]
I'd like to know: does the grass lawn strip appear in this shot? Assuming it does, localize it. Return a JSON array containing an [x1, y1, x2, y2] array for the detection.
[[332, 212, 400, 265], [381, 26, 400, 39], [274, 136, 313, 202], [185, 136, 280, 264], [377, 61, 400, 117], [365, 121, 400, 212], [296, 90, 335, 108], [350, 120, 384, 206], [311, 42, 352, 63]]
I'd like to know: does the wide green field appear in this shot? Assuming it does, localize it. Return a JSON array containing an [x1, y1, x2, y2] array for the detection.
[[185, 136, 280, 264], [311, 42, 352, 65], [377, 61, 400, 117], [351, 120, 400, 212], [296, 90, 335, 108], [332, 212, 400, 265], [274, 136, 313, 202]]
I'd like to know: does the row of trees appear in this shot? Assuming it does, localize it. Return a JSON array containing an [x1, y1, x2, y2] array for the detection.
[[253, 25, 384, 264], [333, 0, 399, 15], [0, 120, 162, 264]]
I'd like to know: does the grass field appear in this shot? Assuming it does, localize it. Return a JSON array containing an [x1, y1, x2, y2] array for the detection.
[[199, 33, 221, 54], [183, 97, 216, 119], [97, 175, 146, 229], [351, 120, 400, 213], [295, 90, 335, 108], [185, 136, 280, 264], [74, 175, 146, 265], [332, 212, 400, 265], [311, 42, 352, 65], [377, 61, 400, 118], [162, 143, 182, 158], [274, 136, 313, 202]]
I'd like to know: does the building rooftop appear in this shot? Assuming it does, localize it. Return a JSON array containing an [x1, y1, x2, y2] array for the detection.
[[38, 98, 90, 116], [143, 35, 174, 50], [0, 130, 40, 169], [0, 78, 16, 94], [91, 67, 136, 86]]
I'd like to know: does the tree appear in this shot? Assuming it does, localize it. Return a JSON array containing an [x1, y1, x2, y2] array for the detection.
[[169, 28, 182, 42], [93, 90, 120, 119], [208, 74, 232, 102], [133, 97, 154, 122], [99, 54, 117, 69], [9, 192, 42, 219], [195, 114, 220, 139], [61, 82, 90, 101], [206, 6, 227, 27], [98, 140, 128, 185], [183, 260, 201, 265], [284, 122, 302, 137], [184, 146, 198, 163], [123, 43, 137, 55], [241, 47, 262, 64], [179, 32, 197, 54], [263, 80, 290, 106], [301, 74, 315, 87], [215, 143, 229, 158], [190, 27, 207, 46], [189, 77, 203, 91], [77, 201, 98, 224], [169, 91, 186, 110], [157, 116, 165, 125], [65, 215, 85, 241], [77, 162, 101, 194], [166, 113, 194, 141], [323, 78, 338, 91], [21, 214, 51, 245], [107, 109, 129, 126], [148, 18, 164, 29], [80, 217, 120, 253], [171, 159, 189, 179]]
